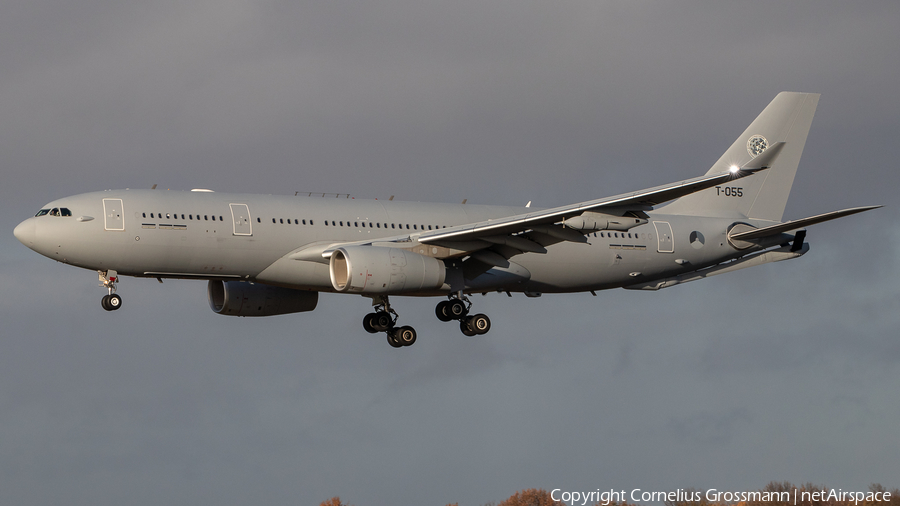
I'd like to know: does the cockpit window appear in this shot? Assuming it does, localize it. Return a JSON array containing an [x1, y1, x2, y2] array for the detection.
[[35, 208, 73, 217]]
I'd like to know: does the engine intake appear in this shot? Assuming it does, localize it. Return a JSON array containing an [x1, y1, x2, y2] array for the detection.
[[330, 246, 446, 294], [207, 280, 318, 316]]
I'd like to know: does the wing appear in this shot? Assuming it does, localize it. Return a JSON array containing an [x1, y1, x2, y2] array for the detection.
[[318, 163, 772, 261]]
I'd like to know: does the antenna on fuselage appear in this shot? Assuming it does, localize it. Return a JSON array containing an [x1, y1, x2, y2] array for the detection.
[[151, 184, 157, 189], [461, 199, 467, 204]]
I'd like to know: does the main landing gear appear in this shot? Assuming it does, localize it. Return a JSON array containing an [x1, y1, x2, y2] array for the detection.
[[435, 295, 491, 337], [361, 294, 491, 349], [362, 296, 417, 348], [99, 270, 122, 311]]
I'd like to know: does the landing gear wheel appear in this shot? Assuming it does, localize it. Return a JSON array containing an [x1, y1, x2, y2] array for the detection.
[[101, 294, 111, 311], [468, 313, 491, 335], [448, 299, 468, 319], [107, 293, 122, 310], [395, 326, 417, 347], [435, 301, 453, 322], [363, 313, 379, 334], [460, 320, 477, 337], [386, 330, 403, 348], [372, 311, 392, 331]]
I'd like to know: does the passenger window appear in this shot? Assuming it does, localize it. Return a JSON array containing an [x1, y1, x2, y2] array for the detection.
[[310, 220, 314, 225], [354, 222, 358, 227], [294, 219, 298, 224], [303, 219, 307, 225], [428, 225, 432, 230], [406, 224, 410, 229], [143, 213, 147, 218], [205, 215, 208, 220], [189, 214, 192, 220], [181, 214, 185, 220], [280, 219, 284, 224], [257, 218, 261, 223]]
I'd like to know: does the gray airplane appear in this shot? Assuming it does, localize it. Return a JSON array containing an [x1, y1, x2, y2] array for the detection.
[[13, 92, 879, 348]]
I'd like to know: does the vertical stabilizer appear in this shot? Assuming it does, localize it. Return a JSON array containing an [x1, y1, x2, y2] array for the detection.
[[663, 92, 819, 222]]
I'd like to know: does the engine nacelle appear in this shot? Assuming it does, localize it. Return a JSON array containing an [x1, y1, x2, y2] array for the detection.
[[564, 211, 648, 232], [329, 246, 446, 294], [207, 280, 318, 317]]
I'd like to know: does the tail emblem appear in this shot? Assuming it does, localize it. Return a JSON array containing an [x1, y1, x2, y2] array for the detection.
[[747, 135, 768, 157]]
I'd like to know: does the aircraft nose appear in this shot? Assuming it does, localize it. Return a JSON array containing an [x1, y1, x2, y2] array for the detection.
[[14, 218, 36, 248]]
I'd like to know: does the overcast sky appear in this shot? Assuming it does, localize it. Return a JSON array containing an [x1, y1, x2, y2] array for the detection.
[[2, 2, 899, 505]]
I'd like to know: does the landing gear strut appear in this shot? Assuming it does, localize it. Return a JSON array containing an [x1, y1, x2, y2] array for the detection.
[[362, 295, 417, 348], [435, 294, 491, 337], [99, 270, 122, 311]]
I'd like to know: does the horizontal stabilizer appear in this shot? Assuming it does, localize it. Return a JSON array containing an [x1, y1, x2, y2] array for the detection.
[[729, 206, 882, 241]]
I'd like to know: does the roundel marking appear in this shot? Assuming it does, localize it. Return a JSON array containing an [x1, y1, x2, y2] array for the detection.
[[747, 135, 768, 157], [689, 231, 705, 249]]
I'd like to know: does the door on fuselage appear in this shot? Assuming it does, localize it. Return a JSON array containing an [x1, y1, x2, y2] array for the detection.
[[102, 198, 125, 231], [229, 203, 252, 236], [654, 221, 674, 253]]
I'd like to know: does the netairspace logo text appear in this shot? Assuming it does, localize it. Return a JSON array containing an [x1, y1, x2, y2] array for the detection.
[[550, 488, 893, 506]]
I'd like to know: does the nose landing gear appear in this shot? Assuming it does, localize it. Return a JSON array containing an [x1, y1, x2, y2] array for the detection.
[[99, 270, 122, 311]]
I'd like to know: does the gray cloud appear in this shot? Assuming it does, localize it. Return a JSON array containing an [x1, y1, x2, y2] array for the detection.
[[2, 1, 899, 505]]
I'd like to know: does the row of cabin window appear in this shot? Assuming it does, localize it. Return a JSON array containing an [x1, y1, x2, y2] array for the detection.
[[142, 212, 223, 221], [267, 217, 446, 231]]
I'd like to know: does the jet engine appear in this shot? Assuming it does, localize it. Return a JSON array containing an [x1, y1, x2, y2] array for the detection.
[[207, 280, 318, 316], [329, 246, 446, 294]]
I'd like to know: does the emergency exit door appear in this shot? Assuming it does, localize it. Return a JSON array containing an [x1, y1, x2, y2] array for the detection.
[[230, 203, 252, 236], [654, 221, 674, 253]]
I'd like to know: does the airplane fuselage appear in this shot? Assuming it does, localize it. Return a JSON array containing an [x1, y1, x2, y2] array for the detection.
[[15, 189, 785, 295]]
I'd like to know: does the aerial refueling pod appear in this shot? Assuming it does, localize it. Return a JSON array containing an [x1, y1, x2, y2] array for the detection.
[[564, 211, 648, 232], [207, 280, 318, 316], [329, 246, 446, 294]]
